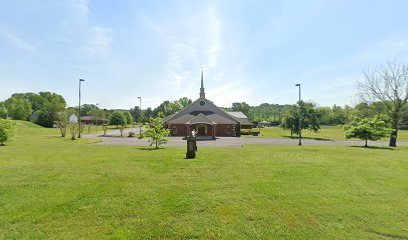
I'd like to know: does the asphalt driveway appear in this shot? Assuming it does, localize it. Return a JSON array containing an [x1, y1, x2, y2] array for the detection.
[[83, 128, 408, 148]]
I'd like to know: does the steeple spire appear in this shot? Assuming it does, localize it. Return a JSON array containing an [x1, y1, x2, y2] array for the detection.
[[200, 67, 205, 98]]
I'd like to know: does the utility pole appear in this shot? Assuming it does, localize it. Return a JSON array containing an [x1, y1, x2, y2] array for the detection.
[[78, 79, 85, 138], [138, 96, 142, 136], [295, 84, 302, 146]]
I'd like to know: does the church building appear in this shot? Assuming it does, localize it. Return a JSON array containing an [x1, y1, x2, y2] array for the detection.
[[163, 71, 252, 138]]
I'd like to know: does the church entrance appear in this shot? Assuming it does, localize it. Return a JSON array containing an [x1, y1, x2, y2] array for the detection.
[[198, 127, 206, 135]]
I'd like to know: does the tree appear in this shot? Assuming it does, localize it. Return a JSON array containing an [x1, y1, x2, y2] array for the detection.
[[358, 61, 408, 146], [55, 121, 67, 137], [123, 111, 133, 125], [0, 119, 16, 145], [142, 113, 170, 148], [280, 101, 320, 136], [232, 102, 251, 118], [178, 97, 192, 108], [79, 104, 99, 117], [344, 117, 391, 147], [109, 111, 127, 128], [0, 102, 7, 119], [4, 97, 32, 120], [67, 123, 79, 140], [145, 107, 153, 119], [130, 106, 141, 122], [33, 92, 67, 127]]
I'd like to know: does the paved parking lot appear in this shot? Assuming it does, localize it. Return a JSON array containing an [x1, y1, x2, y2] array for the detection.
[[84, 128, 408, 148]]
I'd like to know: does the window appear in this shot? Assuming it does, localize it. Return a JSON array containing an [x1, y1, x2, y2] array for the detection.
[[199, 100, 206, 107], [227, 126, 231, 135], [172, 127, 177, 135]]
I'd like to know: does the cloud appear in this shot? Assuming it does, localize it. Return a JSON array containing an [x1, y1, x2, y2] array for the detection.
[[353, 36, 408, 63], [144, 6, 223, 93], [0, 28, 35, 51], [70, 0, 90, 19], [206, 10, 222, 68], [83, 26, 114, 57]]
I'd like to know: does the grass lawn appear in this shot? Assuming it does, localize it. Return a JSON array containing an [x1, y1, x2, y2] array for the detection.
[[0, 121, 407, 239], [248, 126, 408, 141]]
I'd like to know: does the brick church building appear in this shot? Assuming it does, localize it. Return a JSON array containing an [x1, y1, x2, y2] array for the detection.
[[163, 71, 252, 138]]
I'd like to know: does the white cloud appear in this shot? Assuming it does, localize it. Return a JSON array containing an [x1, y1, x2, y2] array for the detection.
[[83, 26, 114, 57], [0, 28, 35, 51], [71, 0, 90, 19], [141, 5, 229, 105], [353, 36, 408, 64]]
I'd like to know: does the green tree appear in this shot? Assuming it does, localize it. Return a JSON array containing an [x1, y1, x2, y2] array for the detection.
[[281, 101, 321, 136], [109, 111, 126, 127], [34, 92, 66, 127], [344, 117, 391, 147], [5, 97, 32, 120], [231, 102, 251, 118], [0, 102, 7, 119], [79, 104, 99, 116], [130, 106, 141, 122], [123, 111, 133, 125], [142, 113, 170, 148], [178, 97, 192, 108], [358, 61, 408, 147], [145, 107, 153, 119], [0, 119, 16, 145]]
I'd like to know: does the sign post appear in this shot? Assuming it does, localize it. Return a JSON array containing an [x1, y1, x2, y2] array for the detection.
[[186, 130, 197, 159]]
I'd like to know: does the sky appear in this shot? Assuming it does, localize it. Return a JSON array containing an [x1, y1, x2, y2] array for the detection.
[[1, 0, 408, 109]]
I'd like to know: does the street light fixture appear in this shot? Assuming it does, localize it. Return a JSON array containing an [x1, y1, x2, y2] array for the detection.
[[295, 83, 302, 146], [137, 96, 142, 136], [95, 103, 100, 130], [78, 79, 85, 138]]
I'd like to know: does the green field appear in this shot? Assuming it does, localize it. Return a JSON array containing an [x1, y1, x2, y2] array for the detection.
[[1, 121, 407, 239], [248, 126, 408, 141]]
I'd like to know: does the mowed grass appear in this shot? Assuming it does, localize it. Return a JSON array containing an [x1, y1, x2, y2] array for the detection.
[[249, 126, 408, 141], [0, 121, 407, 239]]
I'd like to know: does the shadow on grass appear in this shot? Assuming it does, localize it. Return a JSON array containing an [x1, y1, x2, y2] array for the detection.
[[350, 146, 395, 150], [136, 147, 165, 151], [283, 135, 333, 141]]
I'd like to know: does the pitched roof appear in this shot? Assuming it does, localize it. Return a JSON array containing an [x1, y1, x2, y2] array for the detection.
[[164, 97, 239, 125], [186, 113, 215, 125], [227, 111, 248, 119]]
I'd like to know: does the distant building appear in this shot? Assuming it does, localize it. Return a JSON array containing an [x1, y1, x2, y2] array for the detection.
[[68, 114, 78, 123], [80, 116, 109, 125], [163, 71, 252, 138]]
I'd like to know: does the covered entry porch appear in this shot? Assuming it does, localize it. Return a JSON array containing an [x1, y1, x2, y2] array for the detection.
[[185, 113, 217, 139]]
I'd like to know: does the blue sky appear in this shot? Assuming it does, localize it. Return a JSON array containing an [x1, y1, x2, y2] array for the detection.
[[1, 0, 408, 109]]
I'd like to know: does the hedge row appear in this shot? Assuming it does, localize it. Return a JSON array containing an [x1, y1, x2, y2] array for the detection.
[[240, 129, 261, 135]]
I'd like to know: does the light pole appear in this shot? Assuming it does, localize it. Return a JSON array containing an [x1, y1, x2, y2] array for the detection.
[[138, 96, 142, 136], [78, 79, 85, 138], [95, 103, 100, 131], [295, 83, 302, 146]]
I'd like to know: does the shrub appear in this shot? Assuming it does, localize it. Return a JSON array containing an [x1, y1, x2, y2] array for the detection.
[[0, 119, 16, 145], [251, 129, 260, 134], [128, 131, 135, 137], [240, 129, 251, 135], [102, 124, 108, 136]]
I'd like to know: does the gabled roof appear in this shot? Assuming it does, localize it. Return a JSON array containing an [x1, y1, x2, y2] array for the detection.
[[164, 97, 240, 125], [186, 113, 215, 125], [227, 111, 248, 119]]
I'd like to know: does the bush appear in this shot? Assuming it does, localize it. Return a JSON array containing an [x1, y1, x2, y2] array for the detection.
[[251, 129, 260, 134], [0, 119, 16, 145], [240, 129, 251, 135], [128, 131, 135, 137], [239, 128, 261, 136]]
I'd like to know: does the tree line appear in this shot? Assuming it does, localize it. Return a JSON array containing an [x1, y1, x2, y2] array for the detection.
[[1, 61, 407, 147]]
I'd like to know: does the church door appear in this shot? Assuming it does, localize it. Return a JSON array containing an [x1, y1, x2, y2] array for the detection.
[[198, 127, 206, 136]]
